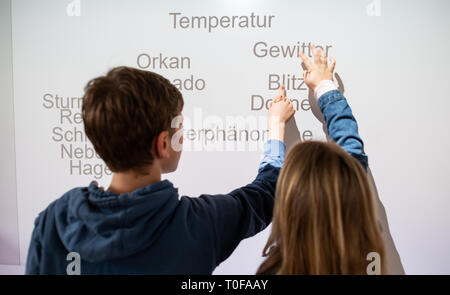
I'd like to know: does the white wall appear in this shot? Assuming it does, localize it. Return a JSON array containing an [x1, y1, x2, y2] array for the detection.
[[0, 0, 20, 266]]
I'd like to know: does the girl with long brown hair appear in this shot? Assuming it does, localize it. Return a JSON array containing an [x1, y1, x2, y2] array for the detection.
[[257, 45, 385, 274]]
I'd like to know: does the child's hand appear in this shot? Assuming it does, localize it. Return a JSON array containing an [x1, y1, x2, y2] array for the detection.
[[269, 85, 295, 123], [299, 44, 336, 90], [268, 85, 295, 142]]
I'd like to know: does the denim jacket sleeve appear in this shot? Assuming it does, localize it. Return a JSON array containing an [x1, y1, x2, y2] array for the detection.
[[318, 90, 368, 169]]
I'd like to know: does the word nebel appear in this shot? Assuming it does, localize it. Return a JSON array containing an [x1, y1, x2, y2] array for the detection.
[[169, 12, 275, 32], [60, 143, 101, 160]]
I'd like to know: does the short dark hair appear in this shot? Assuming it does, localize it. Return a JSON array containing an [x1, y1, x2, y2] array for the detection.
[[82, 66, 183, 172]]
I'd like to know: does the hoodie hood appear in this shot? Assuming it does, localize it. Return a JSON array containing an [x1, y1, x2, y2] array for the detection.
[[53, 180, 179, 263]]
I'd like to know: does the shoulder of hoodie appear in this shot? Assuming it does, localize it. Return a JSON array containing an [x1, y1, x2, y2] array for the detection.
[[32, 186, 88, 240]]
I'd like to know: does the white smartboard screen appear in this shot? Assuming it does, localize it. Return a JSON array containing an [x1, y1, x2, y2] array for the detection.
[[1, 0, 450, 274]]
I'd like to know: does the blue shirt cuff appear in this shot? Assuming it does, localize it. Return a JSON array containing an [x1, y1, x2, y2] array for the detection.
[[259, 139, 286, 171]]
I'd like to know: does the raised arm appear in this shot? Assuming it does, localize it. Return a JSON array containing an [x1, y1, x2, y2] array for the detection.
[[184, 87, 295, 267], [299, 45, 368, 169]]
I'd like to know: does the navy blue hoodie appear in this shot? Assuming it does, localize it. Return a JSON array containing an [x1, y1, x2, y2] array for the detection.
[[25, 140, 285, 274]]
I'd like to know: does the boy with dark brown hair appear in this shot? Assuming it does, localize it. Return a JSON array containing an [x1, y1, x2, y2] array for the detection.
[[26, 66, 295, 274]]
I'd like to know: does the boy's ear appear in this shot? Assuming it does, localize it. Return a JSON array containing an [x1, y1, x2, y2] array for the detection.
[[154, 131, 171, 159]]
